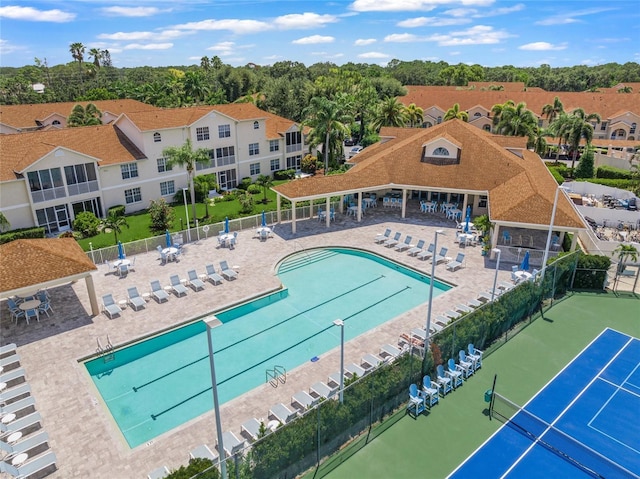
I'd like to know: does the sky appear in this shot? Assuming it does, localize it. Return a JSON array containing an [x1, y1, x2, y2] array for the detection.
[[1, 0, 639, 69]]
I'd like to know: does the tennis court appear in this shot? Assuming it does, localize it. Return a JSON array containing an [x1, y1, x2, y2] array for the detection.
[[451, 328, 640, 479]]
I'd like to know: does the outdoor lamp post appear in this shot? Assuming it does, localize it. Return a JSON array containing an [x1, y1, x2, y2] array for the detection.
[[333, 319, 345, 404], [204, 317, 227, 479], [425, 229, 445, 348], [541, 186, 565, 283], [183, 187, 191, 243], [491, 248, 502, 301]]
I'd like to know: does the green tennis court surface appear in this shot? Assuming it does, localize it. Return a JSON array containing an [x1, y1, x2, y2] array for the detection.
[[309, 293, 640, 479]]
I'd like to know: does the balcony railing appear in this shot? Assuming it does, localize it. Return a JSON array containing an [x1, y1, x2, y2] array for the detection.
[[67, 181, 99, 196], [31, 187, 66, 203], [286, 144, 302, 154]]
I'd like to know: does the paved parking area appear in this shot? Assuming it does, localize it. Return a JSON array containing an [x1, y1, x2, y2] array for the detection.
[[1, 204, 513, 478]]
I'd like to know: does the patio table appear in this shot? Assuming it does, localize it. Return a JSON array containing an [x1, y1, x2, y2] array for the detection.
[[18, 299, 41, 311]]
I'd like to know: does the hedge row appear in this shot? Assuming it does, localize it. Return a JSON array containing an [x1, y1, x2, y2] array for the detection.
[[596, 165, 632, 180], [0, 227, 45, 245]]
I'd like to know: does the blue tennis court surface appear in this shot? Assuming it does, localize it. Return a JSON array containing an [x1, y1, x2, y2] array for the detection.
[[450, 328, 640, 479]]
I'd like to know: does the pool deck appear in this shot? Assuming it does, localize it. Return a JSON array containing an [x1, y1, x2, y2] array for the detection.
[[1, 206, 514, 478]]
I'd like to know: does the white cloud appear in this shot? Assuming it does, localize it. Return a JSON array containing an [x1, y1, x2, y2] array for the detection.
[[535, 7, 615, 26], [123, 43, 173, 50], [358, 51, 390, 59], [397, 16, 470, 27], [207, 41, 236, 53], [0, 38, 25, 54], [263, 54, 282, 61], [274, 12, 338, 29], [355, 38, 376, 46], [98, 30, 187, 41], [0, 5, 75, 22], [385, 33, 421, 43], [101, 6, 167, 17], [174, 19, 272, 34], [519, 42, 567, 51], [428, 25, 511, 46], [349, 0, 492, 12], [292, 35, 334, 45]]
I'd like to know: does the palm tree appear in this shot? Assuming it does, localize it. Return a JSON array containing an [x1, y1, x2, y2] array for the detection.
[[542, 96, 565, 162], [255, 174, 273, 204], [100, 210, 128, 244], [371, 97, 408, 130], [529, 126, 550, 156], [443, 103, 469, 122], [490, 100, 515, 129], [493, 101, 537, 138], [163, 139, 211, 223], [566, 108, 600, 170], [405, 103, 424, 127], [69, 42, 85, 86], [302, 96, 353, 173], [613, 244, 639, 286], [88, 48, 102, 68], [67, 103, 102, 127]]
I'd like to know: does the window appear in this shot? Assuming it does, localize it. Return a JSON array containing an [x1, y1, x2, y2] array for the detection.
[[433, 147, 449, 156], [196, 126, 210, 141], [52, 120, 61, 125], [64, 163, 98, 195], [250, 163, 260, 175], [286, 155, 301, 170], [27, 168, 66, 202], [196, 150, 215, 171], [121, 163, 139, 180], [72, 198, 103, 219], [125, 187, 142, 204], [153, 132, 161, 143], [483, 124, 491, 132], [631, 123, 637, 134], [157, 157, 173, 173], [218, 169, 237, 190], [600, 121, 607, 131], [218, 124, 231, 138], [249, 143, 259, 156], [269, 140, 279, 152], [479, 195, 488, 208], [160, 180, 175, 196], [286, 131, 302, 153], [36, 204, 70, 234], [473, 112, 481, 118], [270, 159, 280, 171], [253, 121, 260, 130], [216, 146, 235, 167]]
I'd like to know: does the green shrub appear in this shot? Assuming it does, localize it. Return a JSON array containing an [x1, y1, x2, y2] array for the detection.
[[148, 198, 175, 232], [108, 205, 126, 218], [596, 165, 632, 179], [574, 147, 594, 179], [247, 184, 261, 194], [72, 211, 100, 238], [274, 169, 296, 180], [578, 178, 634, 189], [238, 177, 253, 190], [165, 458, 219, 479], [548, 167, 565, 184], [0, 227, 46, 244], [571, 253, 611, 289]]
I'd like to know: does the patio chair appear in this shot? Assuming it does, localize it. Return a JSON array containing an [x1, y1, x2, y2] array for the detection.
[[468, 344, 483, 369], [455, 303, 473, 314], [0, 353, 21, 371], [117, 263, 129, 277], [1, 450, 56, 479], [407, 383, 426, 418], [129, 256, 136, 272], [169, 275, 188, 297], [467, 298, 483, 309], [345, 363, 366, 379], [394, 235, 414, 252], [407, 239, 425, 256], [502, 230, 512, 244], [189, 444, 218, 463], [422, 375, 440, 408], [291, 390, 317, 411], [309, 381, 335, 400], [102, 294, 122, 319], [444, 310, 461, 320], [0, 411, 41, 434], [417, 243, 436, 260], [0, 383, 30, 405], [458, 350, 475, 378], [150, 280, 169, 303], [384, 232, 402, 248], [374, 228, 392, 244], [147, 465, 170, 479], [127, 287, 146, 311], [7, 299, 25, 323], [220, 430, 244, 456], [379, 343, 402, 361], [446, 253, 465, 271], [219, 261, 238, 280], [24, 308, 39, 324], [269, 402, 297, 424], [328, 371, 346, 388], [361, 353, 384, 372], [241, 418, 264, 442], [0, 395, 35, 417], [511, 265, 520, 283], [435, 365, 452, 396], [0, 368, 26, 389], [432, 247, 448, 265], [0, 343, 17, 357], [187, 270, 206, 291], [38, 298, 53, 317], [205, 264, 224, 285], [446, 358, 464, 389]]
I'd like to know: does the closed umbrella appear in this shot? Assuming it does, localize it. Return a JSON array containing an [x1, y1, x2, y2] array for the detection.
[[165, 230, 172, 248], [463, 205, 471, 233], [520, 251, 530, 271], [261, 211, 267, 227], [224, 216, 229, 234], [117, 241, 125, 260]]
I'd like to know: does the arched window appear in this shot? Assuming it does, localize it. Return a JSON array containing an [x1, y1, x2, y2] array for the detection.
[[483, 124, 491, 132], [474, 112, 481, 117], [423, 121, 433, 128], [52, 120, 61, 125], [153, 132, 161, 143], [433, 147, 449, 156], [253, 121, 259, 130], [611, 129, 626, 139]]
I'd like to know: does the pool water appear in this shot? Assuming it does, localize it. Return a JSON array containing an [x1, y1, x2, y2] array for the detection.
[[85, 248, 451, 447]]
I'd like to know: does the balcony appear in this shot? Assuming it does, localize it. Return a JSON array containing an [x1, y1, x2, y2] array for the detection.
[[67, 180, 99, 196], [286, 144, 302, 154], [31, 187, 66, 203]]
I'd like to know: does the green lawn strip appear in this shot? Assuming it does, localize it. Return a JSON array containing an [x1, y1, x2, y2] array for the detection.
[[315, 293, 640, 479]]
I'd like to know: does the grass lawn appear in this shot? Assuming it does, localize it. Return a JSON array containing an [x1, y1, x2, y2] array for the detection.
[[308, 292, 640, 479]]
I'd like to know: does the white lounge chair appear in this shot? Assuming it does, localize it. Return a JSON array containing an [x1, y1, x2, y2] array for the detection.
[[345, 363, 366, 379], [187, 270, 206, 291], [219, 261, 238, 280], [327, 371, 345, 388], [147, 465, 170, 479], [407, 239, 425, 256], [444, 310, 461, 320], [0, 383, 30, 404], [0, 411, 41, 434], [309, 381, 335, 399], [169, 275, 188, 297], [102, 294, 122, 319], [455, 303, 473, 314], [0, 344, 17, 357], [446, 253, 465, 271], [2, 450, 56, 479], [417, 243, 435, 260], [384, 232, 401, 248], [241, 418, 264, 441], [269, 403, 297, 424], [189, 444, 218, 463], [291, 390, 317, 410], [0, 395, 35, 416], [394, 235, 413, 252], [220, 430, 244, 456], [432, 247, 448, 265], [0, 430, 48, 457], [379, 343, 402, 360], [0, 353, 20, 371], [361, 353, 384, 372], [374, 228, 392, 244], [205, 264, 224, 285], [127, 287, 146, 311], [150, 280, 169, 303]]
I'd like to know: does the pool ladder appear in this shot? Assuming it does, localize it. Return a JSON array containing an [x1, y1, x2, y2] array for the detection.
[[266, 365, 286, 388], [96, 335, 115, 362]]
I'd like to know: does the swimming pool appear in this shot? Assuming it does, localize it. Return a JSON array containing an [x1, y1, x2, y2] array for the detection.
[[85, 248, 451, 448]]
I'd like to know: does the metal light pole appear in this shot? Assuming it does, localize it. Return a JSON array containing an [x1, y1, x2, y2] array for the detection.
[[333, 319, 345, 404], [425, 229, 444, 348], [204, 317, 227, 479], [183, 187, 191, 243], [491, 248, 501, 301], [541, 186, 562, 283]]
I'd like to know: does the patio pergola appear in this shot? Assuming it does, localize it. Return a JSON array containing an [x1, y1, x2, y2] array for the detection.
[[0, 238, 99, 315]]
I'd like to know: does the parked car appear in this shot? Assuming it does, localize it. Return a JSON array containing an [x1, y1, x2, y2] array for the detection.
[[349, 146, 363, 158], [344, 137, 357, 146]]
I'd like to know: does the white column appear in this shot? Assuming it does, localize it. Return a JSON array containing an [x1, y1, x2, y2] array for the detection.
[[85, 274, 100, 316], [325, 197, 331, 227], [357, 192, 363, 222], [291, 200, 297, 234], [401, 189, 407, 218], [491, 224, 500, 250], [276, 194, 282, 223], [570, 232, 578, 252]]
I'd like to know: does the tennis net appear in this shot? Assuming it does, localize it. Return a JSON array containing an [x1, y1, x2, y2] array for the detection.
[[490, 392, 638, 479]]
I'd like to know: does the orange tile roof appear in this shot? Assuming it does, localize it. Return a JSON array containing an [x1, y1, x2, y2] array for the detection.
[[0, 125, 146, 182], [274, 120, 584, 229], [0, 100, 156, 130], [401, 86, 640, 121], [0, 238, 97, 293]]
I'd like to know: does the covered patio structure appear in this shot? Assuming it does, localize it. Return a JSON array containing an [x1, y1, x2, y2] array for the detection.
[[0, 238, 99, 315], [273, 120, 585, 261]]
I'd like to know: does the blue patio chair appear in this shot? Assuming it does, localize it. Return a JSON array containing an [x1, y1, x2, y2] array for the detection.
[[102, 294, 122, 318], [502, 230, 512, 244], [407, 383, 426, 418], [467, 343, 483, 370], [150, 280, 169, 303], [127, 287, 146, 311], [435, 365, 452, 396], [24, 308, 39, 324], [219, 261, 238, 280], [417, 243, 436, 260], [446, 358, 464, 389], [187, 270, 206, 291], [205, 264, 224, 285], [458, 350, 475, 378], [422, 375, 440, 408], [7, 299, 25, 323], [169, 275, 188, 297], [374, 228, 392, 243], [38, 298, 53, 317]]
